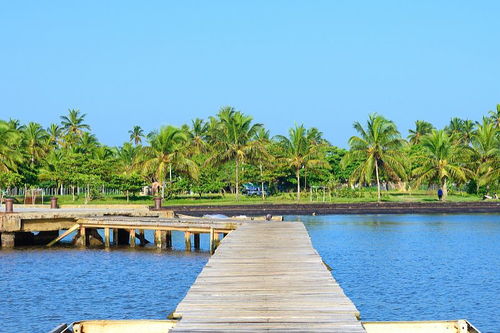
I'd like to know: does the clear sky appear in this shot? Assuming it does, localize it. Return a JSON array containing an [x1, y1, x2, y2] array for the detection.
[[0, 1, 498, 147]]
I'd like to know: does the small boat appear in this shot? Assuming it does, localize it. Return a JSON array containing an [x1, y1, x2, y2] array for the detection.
[[51, 319, 481, 333], [362, 320, 480, 333]]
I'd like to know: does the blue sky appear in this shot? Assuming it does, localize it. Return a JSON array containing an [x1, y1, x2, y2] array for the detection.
[[0, 1, 498, 147]]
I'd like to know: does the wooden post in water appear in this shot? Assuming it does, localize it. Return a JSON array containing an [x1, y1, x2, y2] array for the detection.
[[138, 229, 145, 246], [79, 227, 86, 248], [113, 228, 118, 246], [184, 231, 191, 251], [194, 233, 200, 249], [155, 230, 167, 250], [209, 227, 215, 254], [129, 229, 136, 248], [166, 230, 172, 248], [104, 227, 110, 248]]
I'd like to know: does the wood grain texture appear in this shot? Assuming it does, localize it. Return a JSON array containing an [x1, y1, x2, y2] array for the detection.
[[172, 222, 365, 332]]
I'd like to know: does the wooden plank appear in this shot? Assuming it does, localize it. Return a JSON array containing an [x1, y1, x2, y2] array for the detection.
[[46, 223, 80, 247], [171, 222, 365, 332]]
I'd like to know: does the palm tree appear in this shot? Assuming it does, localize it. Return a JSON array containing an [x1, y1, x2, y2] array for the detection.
[[115, 142, 141, 172], [76, 132, 99, 154], [254, 128, 273, 200], [0, 120, 23, 172], [47, 123, 62, 148], [275, 124, 329, 201], [60, 109, 90, 143], [408, 120, 434, 145], [141, 125, 198, 197], [470, 119, 499, 190], [413, 130, 472, 199], [341, 113, 406, 202], [128, 125, 144, 146], [23, 122, 49, 166], [206, 107, 264, 199], [488, 104, 500, 128]]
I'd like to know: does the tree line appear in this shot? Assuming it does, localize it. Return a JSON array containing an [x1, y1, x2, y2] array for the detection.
[[0, 105, 499, 202]]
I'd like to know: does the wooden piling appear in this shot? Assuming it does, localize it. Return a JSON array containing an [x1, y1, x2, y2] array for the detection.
[[113, 228, 118, 246], [138, 229, 145, 246], [209, 227, 215, 254], [184, 231, 191, 251], [79, 227, 86, 248], [193, 233, 200, 249], [104, 227, 110, 247], [166, 230, 172, 248], [129, 229, 136, 248]]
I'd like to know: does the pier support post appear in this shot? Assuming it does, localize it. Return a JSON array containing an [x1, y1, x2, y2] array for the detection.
[[184, 231, 191, 251], [155, 230, 167, 250], [78, 227, 87, 248], [1, 232, 15, 248], [104, 228, 110, 247], [138, 229, 146, 246], [129, 229, 136, 248], [209, 228, 215, 254], [112, 229, 118, 245], [166, 230, 172, 248], [194, 233, 200, 249]]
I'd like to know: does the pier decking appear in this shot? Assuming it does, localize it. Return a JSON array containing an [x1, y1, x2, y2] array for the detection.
[[172, 222, 365, 332]]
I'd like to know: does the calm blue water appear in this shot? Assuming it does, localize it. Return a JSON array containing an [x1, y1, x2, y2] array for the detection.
[[0, 231, 210, 333], [285, 214, 500, 333], [1, 215, 499, 332]]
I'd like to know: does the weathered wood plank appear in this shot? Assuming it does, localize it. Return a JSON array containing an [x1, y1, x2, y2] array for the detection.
[[172, 222, 365, 332]]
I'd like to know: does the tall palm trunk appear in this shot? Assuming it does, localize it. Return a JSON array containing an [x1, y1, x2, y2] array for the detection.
[[296, 167, 301, 202], [260, 164, 265, 200], [235, 158, 240, 200], [375, 159, 381, 202], [441, 178, 447, 200]]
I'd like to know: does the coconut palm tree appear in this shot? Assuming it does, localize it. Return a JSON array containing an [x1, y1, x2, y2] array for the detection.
[[413, 130, 472, 199], [183, 118, 208, 155], [60, 109, 90, 143], [254, 128, 273, 200], [141, 125, 198, 197], [206, 107, 264, 199], [488, 104, 500, 129], [128, 125, 144, 146], [23, 122, 49, 166], [470, 119, 499, 190], [0, 120, 23, 172], [275, 124, 329, 201], [408, 120, 434, 145], [341, 113, 407, 202], [47, 123, 63, 148]]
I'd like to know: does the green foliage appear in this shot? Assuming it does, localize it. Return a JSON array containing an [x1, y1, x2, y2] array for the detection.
[[0, 104, 498, 203]]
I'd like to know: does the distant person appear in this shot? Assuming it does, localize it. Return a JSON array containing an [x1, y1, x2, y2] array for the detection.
[[483, 193, 492, 200], [494, 193, 498, 200], [437, 188, 443, 201]]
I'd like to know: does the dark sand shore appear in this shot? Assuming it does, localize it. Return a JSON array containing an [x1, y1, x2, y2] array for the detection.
[[159, 201, 500, 216]]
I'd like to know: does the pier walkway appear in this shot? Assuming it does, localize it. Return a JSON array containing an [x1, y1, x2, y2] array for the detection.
[[172, 222, 365, 332]]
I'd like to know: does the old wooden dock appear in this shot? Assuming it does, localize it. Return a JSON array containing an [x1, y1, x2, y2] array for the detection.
[[172, 222, 365, 332]]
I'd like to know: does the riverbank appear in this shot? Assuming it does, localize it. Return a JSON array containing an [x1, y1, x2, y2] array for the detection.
[[5, 190, 485, 207]]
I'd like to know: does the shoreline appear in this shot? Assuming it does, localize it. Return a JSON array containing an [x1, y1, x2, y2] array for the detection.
[[159, 201, 500, 216]]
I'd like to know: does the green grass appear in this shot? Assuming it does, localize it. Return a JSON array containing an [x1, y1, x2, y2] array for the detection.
[[13, 190, 482, 206]]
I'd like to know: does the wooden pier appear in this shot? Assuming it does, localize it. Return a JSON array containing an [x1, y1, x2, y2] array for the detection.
[[172, 222, 365, 332]]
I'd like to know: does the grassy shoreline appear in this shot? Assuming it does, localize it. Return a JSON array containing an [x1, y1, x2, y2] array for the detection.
[[10, 190, 484, 206]]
